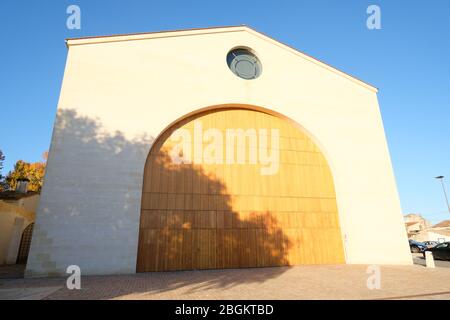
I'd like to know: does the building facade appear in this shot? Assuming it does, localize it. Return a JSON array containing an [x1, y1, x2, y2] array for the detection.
[[404, 213, 431, 238], [406, 216, 450, 242], [0, 182, 38, 266], [26, 26, 412, 277]]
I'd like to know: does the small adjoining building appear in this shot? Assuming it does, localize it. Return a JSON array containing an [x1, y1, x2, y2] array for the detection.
[[0, 179, 38, 265]]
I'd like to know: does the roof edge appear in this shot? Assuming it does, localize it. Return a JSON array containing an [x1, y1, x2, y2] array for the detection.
[[65, 25, 378, 93], [65, 25, 246, 46]]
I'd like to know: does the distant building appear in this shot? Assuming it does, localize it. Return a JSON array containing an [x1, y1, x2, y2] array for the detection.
[[432, 220, 450, 230], [425, 220, 450, 243], [423, 229, 450, 243], [404, 214, 450, 243], [404, 214, 431, 238]]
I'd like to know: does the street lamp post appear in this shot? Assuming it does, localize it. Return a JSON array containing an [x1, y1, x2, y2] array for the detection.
[[435, 176, 450, 215]]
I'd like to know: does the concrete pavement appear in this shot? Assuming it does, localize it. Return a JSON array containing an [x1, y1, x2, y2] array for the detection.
[[412, 253, 450, 268]]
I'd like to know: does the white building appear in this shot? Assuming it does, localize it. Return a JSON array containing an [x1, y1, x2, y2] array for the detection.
[[409, 219, 450, 243], [26, 26, 412, 277]]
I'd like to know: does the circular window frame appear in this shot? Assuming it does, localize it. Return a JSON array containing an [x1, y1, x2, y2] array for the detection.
[[226, 47, 262, 80]]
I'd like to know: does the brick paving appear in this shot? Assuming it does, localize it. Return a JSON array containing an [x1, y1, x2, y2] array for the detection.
[[1, 264, 450, 300], [0, 264, 25, 279]]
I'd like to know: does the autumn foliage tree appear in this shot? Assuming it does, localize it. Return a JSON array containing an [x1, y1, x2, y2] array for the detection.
[[0, 150, 6, 191], [5, 152, 48, 192]]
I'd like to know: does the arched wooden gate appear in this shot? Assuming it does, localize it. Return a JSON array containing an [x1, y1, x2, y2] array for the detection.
[[137, 107, 345, 272]]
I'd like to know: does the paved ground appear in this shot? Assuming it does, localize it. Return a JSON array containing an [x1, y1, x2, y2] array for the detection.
[[412, 253, 450, 268], [0, 264, 25, 279], [1, 264, 450, 300]]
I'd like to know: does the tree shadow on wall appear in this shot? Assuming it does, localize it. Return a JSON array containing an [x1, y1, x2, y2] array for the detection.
[[48, 108, 155, 217], [139, 150, 293, 270], [27, 108, 154, 277], [32, 108, 293, 297], [134, 139, 293, 295]]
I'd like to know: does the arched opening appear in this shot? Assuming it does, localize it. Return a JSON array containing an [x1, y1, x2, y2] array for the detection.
[[16, 222, 34, 264], [137, 106, 345, 272]]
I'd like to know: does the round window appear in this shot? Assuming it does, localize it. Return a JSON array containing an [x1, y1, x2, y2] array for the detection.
[[226, 48, 261, 80]]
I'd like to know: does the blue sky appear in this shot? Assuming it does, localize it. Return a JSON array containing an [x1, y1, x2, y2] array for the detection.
[[0, 1, 449, 223]]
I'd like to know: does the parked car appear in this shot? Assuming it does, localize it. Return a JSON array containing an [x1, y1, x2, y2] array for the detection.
[[423, 242, 450, 261], [409, 240, 427, 253], [423, 241, 438, 248]]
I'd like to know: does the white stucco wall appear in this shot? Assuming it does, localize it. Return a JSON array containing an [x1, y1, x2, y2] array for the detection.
[[26, 26, 412, 277]]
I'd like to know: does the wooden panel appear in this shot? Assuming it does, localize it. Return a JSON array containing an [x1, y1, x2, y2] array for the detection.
[[137, 108, 345, 272]]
